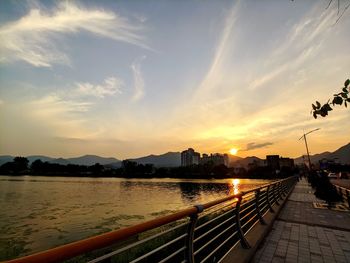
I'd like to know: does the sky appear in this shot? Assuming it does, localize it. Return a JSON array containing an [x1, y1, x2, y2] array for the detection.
[[0, 0, 349, 160]]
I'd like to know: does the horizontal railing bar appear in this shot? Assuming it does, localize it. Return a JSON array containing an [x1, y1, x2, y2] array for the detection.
[[241, 214, 261, 237], [194, 224, 236, 256], [241, 198, 255, 208], [241, 215, 258, 229], [200, 231, 240, 263], [195, 208, 235, 232], [242, 194, 255, 202], [240, 201, 256, 214], [197, 201, 236, 221], [88, 221, 189, 263], [216, 239, 241, 263], [240, 208, 256, 222], [258, 199, 268, 208], [158, 246, 186, 263], [260, 204, 269, 215], [194, 215, 235, 244], [130, 233, 187, 263]]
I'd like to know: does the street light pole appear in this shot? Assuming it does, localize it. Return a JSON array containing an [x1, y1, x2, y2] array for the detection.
[[299, 128, 320, 170]]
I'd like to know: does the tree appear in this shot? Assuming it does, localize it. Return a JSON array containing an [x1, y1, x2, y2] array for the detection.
[[13, 157, 29, 174], [89, 163, 104, 176], [311, 78, 350, 118]]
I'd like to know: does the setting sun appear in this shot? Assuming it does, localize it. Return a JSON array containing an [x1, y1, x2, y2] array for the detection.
[[229, 148, 238, 155]]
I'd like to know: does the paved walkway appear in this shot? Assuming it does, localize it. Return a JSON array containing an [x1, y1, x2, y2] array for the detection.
[[253, 178, 350, 263]]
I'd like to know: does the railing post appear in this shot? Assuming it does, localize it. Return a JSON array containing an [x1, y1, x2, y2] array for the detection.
[[279, 182, 284, 198], [185, 205, 202, 263], [277, 182, 282, 200], [267, 185, 275, 213], [346, 190, 350, 208], [338, 187, 343, 202], [282, 181, 287, 196], [235, 196, 251, 249], [273, 184, 280, 205], [255, 189, 266, 225]]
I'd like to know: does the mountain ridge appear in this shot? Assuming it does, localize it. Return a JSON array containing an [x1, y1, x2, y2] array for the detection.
[[1, 142, 349, 167], [294, 143, 350, 165]]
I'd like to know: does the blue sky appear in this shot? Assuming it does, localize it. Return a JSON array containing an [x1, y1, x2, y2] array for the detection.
[[0, 0, 349, 159]]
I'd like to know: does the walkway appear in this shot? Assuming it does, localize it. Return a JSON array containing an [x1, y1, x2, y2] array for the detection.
[[253, 178, 350, 263]]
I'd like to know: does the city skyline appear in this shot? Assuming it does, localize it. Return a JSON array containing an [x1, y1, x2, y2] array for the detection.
[[0, 1, 349, 159]]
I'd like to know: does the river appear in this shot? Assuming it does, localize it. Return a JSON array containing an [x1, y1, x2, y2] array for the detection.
[[0, 175, 271, 261]]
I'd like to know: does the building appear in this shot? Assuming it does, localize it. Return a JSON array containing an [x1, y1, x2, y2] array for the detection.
[[266, 155, 280, 170], [279, 157, 294, 168], [266, 155, 294, 170], [181, 148, 200, 166], [200, 153, 229, 166]]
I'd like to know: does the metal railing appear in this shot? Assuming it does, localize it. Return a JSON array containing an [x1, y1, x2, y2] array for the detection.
[[6, 176, 297, 263], [333, 184, 350, 208]]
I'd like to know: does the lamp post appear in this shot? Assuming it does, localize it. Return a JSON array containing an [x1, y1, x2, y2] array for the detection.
[[299, 128, 320, 170]]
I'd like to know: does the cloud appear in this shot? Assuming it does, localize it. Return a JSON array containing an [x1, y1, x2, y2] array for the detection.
[[195, 2, 239, 96], [76, 77, 123, 98], [244, 142, 274, 151], [0, 2, 148, 67], [248, 5, 337, 90], [131, 56, 146, 101], [30, 94, 93, 115]]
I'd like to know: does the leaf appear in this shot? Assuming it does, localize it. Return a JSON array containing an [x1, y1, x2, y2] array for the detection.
[[333, 96, 343, 105], [312, 104, 316, 110], [347, 98, 350, 102], [341, 92, 348, 98], [313, 112, 317, 119], [343, 87, 349, 93], [345, 79, 350, 88], [316, 101, 321, 109], [323, 103, 333, 111], [345, 101, 348, 108]]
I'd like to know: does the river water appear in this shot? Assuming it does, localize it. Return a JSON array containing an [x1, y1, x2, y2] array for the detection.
[[0, 175, 271, 260]]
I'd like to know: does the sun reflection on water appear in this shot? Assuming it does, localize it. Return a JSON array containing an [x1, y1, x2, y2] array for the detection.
[[231, 179, 240, 195]]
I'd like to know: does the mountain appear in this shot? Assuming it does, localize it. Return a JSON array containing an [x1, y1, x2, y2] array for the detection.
[[294, 143, 350, 164], [0, 155, 14, 166], [129, 152, 181, 167], [65, 155, 120, 166], [27, 155, 57, 163], [230, 156, 263, 168]]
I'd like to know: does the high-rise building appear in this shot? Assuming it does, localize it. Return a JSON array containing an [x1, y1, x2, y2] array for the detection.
[[181, 148, 200, 166], [279, 157, 294, 168], [200, 153, 229, 166], [266, 155, 280, 170]]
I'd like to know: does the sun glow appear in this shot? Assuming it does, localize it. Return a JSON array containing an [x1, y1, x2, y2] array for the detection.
[[229, 148, 238, 155], [231, 179, 240, 195]]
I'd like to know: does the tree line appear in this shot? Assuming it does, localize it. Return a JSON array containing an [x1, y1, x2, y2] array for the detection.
[[0, 157, 298, 179]]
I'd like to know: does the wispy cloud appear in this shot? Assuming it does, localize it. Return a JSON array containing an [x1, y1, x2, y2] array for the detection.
[[249, 6, 337, 90], [30, 94, 92, 115], [243, 142, 274, 151], [195, 2, 239, 96], [131, 56, 146, 101], [76, 77, 123, 98], [0, 2, 148, 67]]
